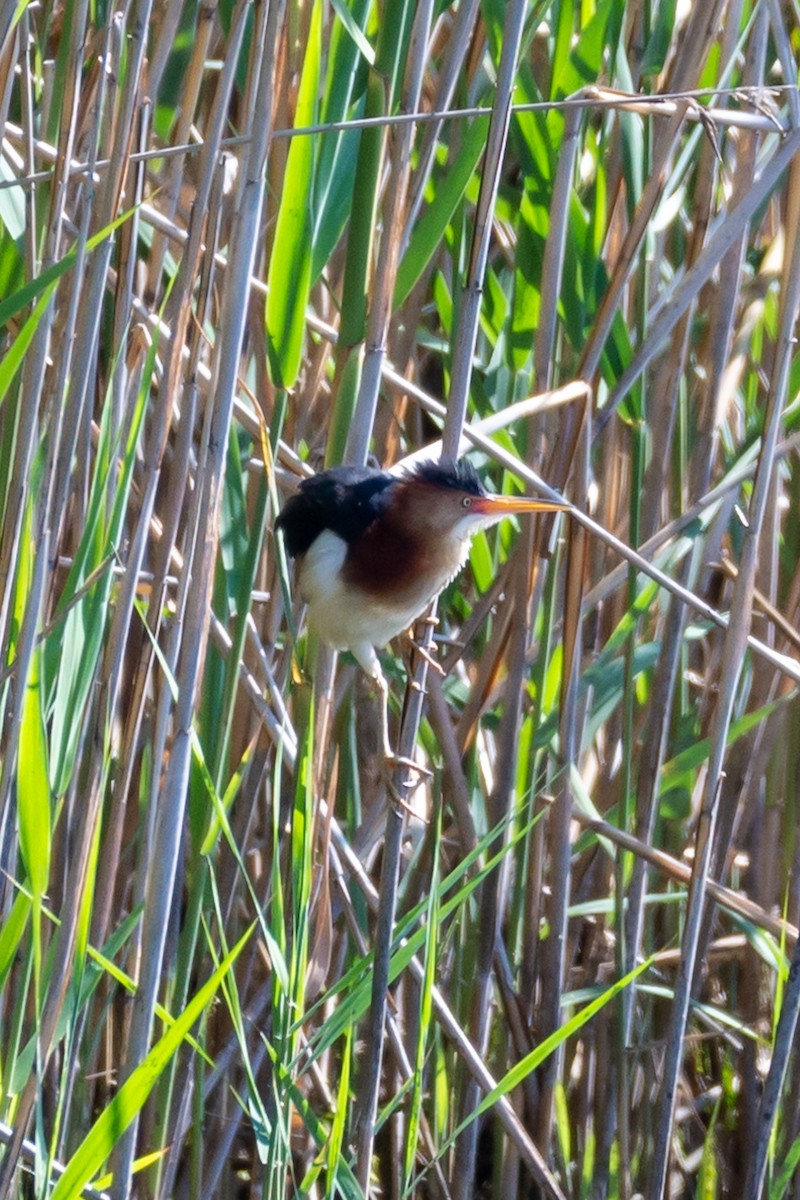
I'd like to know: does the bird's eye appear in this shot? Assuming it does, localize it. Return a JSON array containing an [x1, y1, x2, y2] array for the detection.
[[461, 496, 472, 508]]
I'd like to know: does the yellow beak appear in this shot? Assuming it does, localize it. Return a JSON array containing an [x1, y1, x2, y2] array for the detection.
[[473, 493, 569, 516]]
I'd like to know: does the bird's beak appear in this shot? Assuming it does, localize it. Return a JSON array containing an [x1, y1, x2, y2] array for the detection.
[[474, 493, 569, 516]]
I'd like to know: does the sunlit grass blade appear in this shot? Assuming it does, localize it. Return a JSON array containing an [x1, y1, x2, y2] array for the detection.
[[266, 0, 322, 388], [49, 929, 253, 1200], [394, 118, 488, 309], [402, 799, 442, 1192], [410, 958, 652, 1194], [0, 206, 138, 330], [0, 282, 58, 409]]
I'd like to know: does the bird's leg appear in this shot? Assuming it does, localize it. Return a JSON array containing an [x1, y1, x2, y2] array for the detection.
[[373, 665, 396, 764], [353, 641, 431, 780]]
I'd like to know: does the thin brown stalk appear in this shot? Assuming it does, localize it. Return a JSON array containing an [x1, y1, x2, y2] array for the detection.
[[442, 0, 528, 457], [649, 145, 800, 1200], [111, 1, 280, 1193], [534, 96, 583, 392], [603, 124, 800, 431], [346, 2, 434, 468], [329, 816, 568, 1200]]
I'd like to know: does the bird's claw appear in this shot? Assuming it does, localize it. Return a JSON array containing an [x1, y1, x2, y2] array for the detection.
[[407, 636, 446, 677], [384, 772, 431, 821], [384, 752, 432, 780]]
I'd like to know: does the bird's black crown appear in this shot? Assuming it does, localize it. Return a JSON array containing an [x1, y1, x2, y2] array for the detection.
[[408, 458, 486, 496], [276, 458, 489, 559]]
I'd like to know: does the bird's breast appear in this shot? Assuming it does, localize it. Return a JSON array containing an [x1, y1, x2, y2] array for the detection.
[[343, 521, 469, 612], [295, 526, 470, 652]]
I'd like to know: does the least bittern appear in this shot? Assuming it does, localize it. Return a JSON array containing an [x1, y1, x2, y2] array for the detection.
[[277, 459, 566, 761]]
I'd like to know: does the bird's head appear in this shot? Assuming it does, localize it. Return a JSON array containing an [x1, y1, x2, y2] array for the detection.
[[393, 460, 566, 542]]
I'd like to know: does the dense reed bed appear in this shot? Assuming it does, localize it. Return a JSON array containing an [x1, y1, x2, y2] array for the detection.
[[1, 1, 800, 1197]]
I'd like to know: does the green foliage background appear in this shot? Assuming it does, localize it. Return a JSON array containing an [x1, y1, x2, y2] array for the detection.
[[1, 1, 799, 1197]]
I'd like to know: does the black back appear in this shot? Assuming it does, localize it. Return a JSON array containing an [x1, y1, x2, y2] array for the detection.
[[276, 466, 396, 557]]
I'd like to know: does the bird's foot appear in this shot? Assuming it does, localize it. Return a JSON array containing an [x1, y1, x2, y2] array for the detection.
[[384, 751, 432, 780], [407, 634, 445, 678], [378, 748, 431, 817], [383, 766, 431, 821]]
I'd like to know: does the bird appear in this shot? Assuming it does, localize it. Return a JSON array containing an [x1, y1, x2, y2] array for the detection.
[[276, 458, 567, 764]]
